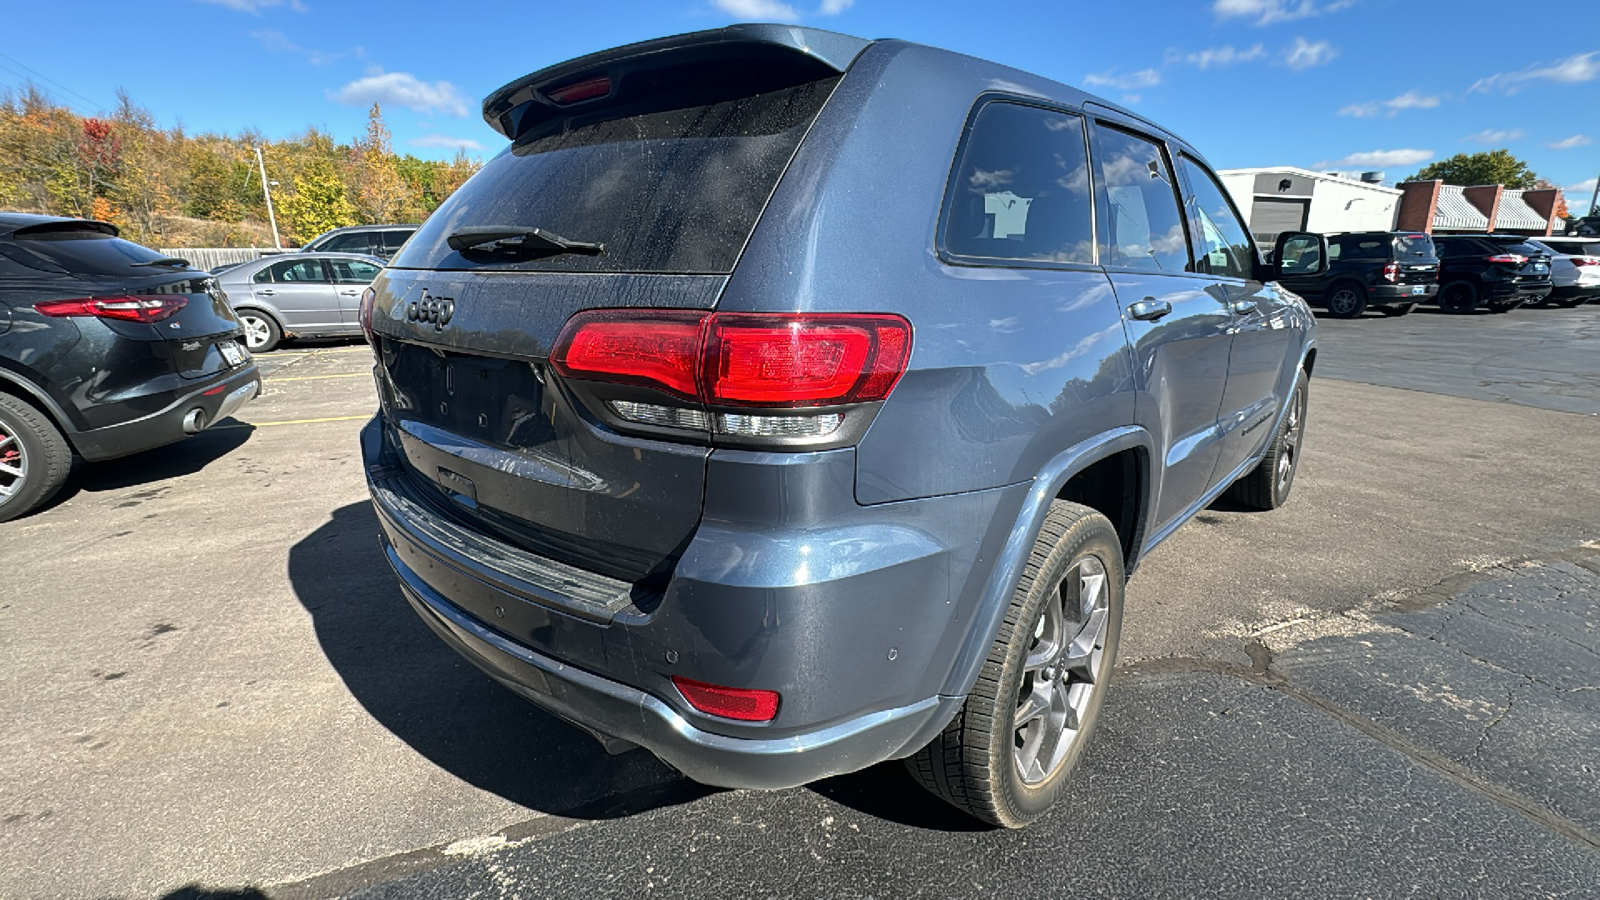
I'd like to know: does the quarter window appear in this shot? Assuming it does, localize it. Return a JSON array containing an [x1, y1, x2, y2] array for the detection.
[[942, 102, 1095, 265], [1090, 125, 1190, 273], [1177, 157, 1255, 280]]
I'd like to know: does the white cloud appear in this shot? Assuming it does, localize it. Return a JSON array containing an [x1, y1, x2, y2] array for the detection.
[[1470, 51, 1600, 94], [251, 29, 362, 66], [1566, 178, 1597, 207], [710, 0, 800, 20], [410, 134, 486, 151], [1337, 89, 1439, 118], [818, 0, 854, 13], [330, 70, 469, 117], [1284, 38, 1337, 70], [1082, 68, 1162, 91], [1170, 44, 1267, 69], [1313, 148, 1434, 169], [1463, 128, 1524, 144], [1213, 0, 1355, 25], [195, 0, 306, 12], [1548, 134, 1593, 150]]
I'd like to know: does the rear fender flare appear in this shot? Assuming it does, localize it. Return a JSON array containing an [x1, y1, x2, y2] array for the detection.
[[936, 425, 1154, 700], [0, 366, 80, 440]]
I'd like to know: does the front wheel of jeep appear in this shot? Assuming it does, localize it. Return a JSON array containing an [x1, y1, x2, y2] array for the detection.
[[905, 500, 1124, 828]]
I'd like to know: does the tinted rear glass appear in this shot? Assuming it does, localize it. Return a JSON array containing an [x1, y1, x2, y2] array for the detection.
[[6, 230, 180, 277], [393, 76, 840, 274], [1395, 234, 1433, 257], [1491, 239, 1546, 256]]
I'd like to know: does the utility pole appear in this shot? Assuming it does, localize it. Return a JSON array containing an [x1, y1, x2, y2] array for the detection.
[[1588, 170, 1599, 218], [255, 146, 282, 250]]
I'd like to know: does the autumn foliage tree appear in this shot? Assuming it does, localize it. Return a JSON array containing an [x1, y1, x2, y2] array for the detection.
[[0, 85, 483, 247]]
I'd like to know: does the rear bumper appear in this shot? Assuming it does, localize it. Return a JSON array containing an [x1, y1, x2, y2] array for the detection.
[[70, 366, 260, 461], [1551, 284, 1596, 302], [389, 544, 957, 789], [1368, 283, 1436, 303], [361, 415, 1009, 789]]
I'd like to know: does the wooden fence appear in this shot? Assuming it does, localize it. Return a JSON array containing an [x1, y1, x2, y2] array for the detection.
[[158, 247, 295, 271]]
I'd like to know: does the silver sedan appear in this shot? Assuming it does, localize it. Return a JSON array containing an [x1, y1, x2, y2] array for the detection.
[[215, 252, 384, 352]]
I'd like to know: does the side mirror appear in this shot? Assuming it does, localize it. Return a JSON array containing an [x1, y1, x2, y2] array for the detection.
[[1271, 232, 1328, 280]]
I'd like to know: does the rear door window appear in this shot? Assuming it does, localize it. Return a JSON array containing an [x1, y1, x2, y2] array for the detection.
[[320, 232, 374, 254], [941, 102, 1094, 265], [1089, 124, 1190, 273], [393, 74, 841, 274], [329, 258, 381, 283], [269, 259, 331, 283], [1176, 156, 1255, 280]]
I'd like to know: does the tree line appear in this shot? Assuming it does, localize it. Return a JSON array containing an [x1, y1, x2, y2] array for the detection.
[[0, 85, 483, 248]]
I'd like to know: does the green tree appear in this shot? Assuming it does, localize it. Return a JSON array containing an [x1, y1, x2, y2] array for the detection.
[[280, 161, 356, 243], [1405, 150, 1539, 188], [352, 104, 405, 223]]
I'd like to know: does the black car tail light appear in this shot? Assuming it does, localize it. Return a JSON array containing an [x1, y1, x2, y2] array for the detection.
[[359, 287, 377, 343], [1382, 261, 1399, 283], [34, 295, 188, 323], [1485, 254, 1527, 264]]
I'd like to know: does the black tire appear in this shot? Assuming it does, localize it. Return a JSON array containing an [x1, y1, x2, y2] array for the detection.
[[236, 309, 283, 353], [1379, 302, 1418, 317], [1556, 295, 1587, 308], [1438, 281, 1479, 313], [906, 500, 1124, 828], [0, 393, 73, 523], [1323, 282, 1367, 319], [1223, 370, 1308, 511]]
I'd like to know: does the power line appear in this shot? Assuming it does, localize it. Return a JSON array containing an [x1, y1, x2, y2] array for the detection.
[[0, 50, 106, 111], [0, 62, 96, 116]]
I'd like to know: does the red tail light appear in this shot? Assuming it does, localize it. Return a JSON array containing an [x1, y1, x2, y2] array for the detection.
[[552, 310, 912, 408], [1572, 256, 1600, 267], [1382, 261, 1399, 283], [1485, 254, 1527, 264], [359, 287, 377, 343], [672, 676, 780, 722], [35, 295, 187, 323], [546, 76, 611, 105]]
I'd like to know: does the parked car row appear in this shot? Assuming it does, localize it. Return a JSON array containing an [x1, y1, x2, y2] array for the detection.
[[1278, 229, 1599, 319]]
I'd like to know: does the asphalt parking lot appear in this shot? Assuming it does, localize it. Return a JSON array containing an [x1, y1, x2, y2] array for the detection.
[[2, 304, 1598, 898]]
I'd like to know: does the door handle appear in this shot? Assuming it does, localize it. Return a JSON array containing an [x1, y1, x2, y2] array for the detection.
[[1231, 299, 1258, 314], [1128, 298, 1172, 322], [257, 289, 276, 296], [339, 290, 359, 296]]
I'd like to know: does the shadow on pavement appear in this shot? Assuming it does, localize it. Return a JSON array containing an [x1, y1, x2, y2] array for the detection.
[[31, 420, 256, 516], [807, 762, 994, 832], [287, 502, 701, 821]]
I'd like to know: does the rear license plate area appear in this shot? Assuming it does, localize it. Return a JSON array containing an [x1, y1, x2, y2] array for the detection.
[[219, 340, 247, 367], [385, 344, 552, 450]]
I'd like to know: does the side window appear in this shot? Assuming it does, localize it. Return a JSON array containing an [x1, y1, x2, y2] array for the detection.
[[1327, 239, 1344, 261], [270, 259, 330, 283], [1090, 124, 1190, 273], [1177, 157, 1255, 280], [330, 259, 381, 284], [382, 230, 413, 254], [942, 102, 1094, 265], [321, 232, 370, 254]]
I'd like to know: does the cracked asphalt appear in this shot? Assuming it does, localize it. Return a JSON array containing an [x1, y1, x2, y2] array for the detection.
[[1, 305, 1598, 899]]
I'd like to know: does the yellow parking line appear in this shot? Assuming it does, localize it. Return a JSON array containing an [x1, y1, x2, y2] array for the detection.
[[267, 373, 372, 382]]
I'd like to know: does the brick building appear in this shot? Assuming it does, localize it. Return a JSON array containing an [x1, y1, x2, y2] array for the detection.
[[1394, 180, 1560, 235]]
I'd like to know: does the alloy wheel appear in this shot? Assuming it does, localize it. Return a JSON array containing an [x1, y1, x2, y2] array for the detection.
[[1327, 288, 1361, 317], [0, 417, 27, 501], [1013, 554, 1110, 786], [240, 315, 271, 351], [1276, 383, 1305, 494]]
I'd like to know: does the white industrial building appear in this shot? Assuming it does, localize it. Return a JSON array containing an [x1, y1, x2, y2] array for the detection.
[[1218, 167, 1402, 249]]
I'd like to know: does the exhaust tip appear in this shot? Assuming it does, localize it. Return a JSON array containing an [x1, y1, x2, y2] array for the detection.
[[182, 408, 208, 434]]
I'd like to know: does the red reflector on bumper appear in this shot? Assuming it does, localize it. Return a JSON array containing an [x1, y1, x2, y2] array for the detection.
[[672, 676, 780, 722]]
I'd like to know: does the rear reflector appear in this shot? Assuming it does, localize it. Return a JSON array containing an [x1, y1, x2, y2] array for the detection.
[[35, 295, 188, 323], [672, 676, 780, 722], [552, 310, 912, 408]]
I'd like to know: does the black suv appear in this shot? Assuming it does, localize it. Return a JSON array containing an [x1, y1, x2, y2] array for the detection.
[[1277, 231, 1438, 318], [1432, 234, 1553, 313], [301, 225, 417, 261], [0, 215, 261, 521]]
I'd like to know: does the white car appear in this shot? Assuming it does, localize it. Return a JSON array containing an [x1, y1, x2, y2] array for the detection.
[[1532, 237, 1600, 307]]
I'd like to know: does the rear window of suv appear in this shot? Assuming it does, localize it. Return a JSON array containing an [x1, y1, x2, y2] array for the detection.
[[3, 226, 179, 277], [1395, 234, 1433, 258], [392, 74, 840, 274]]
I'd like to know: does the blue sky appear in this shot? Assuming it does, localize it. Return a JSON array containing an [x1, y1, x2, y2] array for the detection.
[[3, 0, 1597, 204]]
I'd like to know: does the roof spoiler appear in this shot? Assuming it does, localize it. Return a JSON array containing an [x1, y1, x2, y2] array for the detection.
[[6, 219, 119, 239], [481, 24, 871, 141]]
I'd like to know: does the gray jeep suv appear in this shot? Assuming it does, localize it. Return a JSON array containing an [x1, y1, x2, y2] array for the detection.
[[360, 25, 1321, 827]]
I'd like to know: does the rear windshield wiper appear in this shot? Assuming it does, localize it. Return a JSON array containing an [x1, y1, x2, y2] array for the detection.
[[131, 256, 191, 268], [446, 226, 604, 257]]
